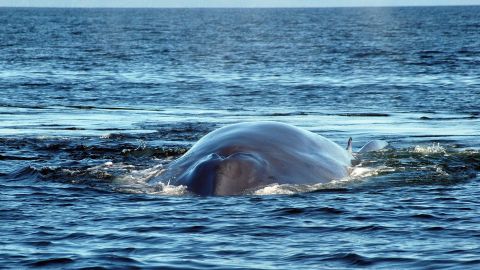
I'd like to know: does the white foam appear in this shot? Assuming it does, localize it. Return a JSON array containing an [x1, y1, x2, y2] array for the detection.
[[114, 164, 165, 184], [151, 182, 188, 195], [87, 161, 135, 174], [349, 165, 393, 179], [252, 165, 394, 195], [113, 183, 188, 196], [253, 184, 299, 195], [109, 163, 192, 195], [435, 165, 449, 176], [252, 180, 346, 195], [100, 133, 112, 139], [412, 143, 446, 154]]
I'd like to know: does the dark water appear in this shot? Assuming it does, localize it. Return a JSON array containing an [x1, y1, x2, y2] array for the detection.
[[1, 6, 480, 269]]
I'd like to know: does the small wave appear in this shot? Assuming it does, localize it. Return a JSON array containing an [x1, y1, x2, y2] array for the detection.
[[28, 258, 75, 267], [261, 111, 309, 116], [321, 252, 374, 266], [0, 154, 38, 161], [411, 213, 438, 219], [418, 115, 478, 120], [336, 113, 390, 117], [272, 206, 345, 216]]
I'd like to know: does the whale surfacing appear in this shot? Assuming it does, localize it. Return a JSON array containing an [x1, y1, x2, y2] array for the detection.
[[152, 121, 384, 195]]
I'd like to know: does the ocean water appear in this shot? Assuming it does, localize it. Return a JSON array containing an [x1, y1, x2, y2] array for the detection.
[[1, 6, 480, 269]]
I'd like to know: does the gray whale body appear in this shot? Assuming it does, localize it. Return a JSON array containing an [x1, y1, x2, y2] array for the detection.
[[153, 121, 381, 195]]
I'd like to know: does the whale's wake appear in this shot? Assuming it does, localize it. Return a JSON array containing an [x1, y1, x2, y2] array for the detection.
[[107, 162, 391, 196]]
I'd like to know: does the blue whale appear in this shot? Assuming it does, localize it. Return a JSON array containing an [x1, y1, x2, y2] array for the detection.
[[152, 121, 387, 195]]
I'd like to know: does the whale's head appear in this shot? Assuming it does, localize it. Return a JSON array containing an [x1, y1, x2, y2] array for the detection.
[[177, 152, 268, 196]]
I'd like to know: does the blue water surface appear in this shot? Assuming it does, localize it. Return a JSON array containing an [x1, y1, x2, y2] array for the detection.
[[1, 6, 480, 269]]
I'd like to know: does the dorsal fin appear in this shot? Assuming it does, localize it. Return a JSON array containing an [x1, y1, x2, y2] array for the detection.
[[346, 137, 352, 154]]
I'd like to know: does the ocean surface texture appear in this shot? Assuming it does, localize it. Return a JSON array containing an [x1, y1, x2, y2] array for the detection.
[[1, 6, 480, 269]]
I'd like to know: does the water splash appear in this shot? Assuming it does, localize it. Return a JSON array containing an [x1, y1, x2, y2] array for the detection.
[[412, 143, 446, 154], [114, 182, 188, 196], [113, 164, 164, 184]]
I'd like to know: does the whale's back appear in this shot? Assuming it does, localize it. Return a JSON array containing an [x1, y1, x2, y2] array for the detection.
[[155, 122, 353, 195]]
